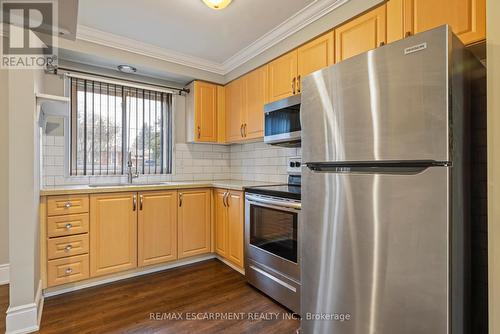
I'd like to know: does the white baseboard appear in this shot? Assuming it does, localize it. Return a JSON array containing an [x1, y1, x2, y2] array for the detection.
[[44, 254, 216, 298], [0, 263, 9, 285], [215, 255, 245, 275], [6, 280, 43, 334]]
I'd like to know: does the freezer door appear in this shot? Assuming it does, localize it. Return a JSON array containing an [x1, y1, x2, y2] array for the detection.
[[301, 26, 452, 163], [301, 167, 449, 334]]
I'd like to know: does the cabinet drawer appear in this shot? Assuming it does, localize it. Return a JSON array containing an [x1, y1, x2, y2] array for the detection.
[[47, 195, 89, 216], [47, 213, 89, 238], [47, 254, 89, 287], [47, 234, 89, 260]]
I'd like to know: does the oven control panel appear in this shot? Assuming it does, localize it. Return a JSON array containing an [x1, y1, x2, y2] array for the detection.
[[287, 157, 302, 175]]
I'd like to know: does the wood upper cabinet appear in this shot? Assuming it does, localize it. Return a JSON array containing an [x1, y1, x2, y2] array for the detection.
[[226, 190, 244, 268], [268, 50, 298, 103], [138, 191, 178, 267], [90, 193, 137, 277], [335, 5, 387, 63], [297, 32, 334, 91], [225, 77, 245, 142], [386, 0, 485, 45], [186, 81, 219, 143], [243, 65, 268, 140], [178, 189, 212, 259], [226, 66, 268, 142], [214, 189, 228, 257]]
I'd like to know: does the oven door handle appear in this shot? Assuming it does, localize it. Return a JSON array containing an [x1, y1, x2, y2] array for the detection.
[[245, 194, 301, 210]]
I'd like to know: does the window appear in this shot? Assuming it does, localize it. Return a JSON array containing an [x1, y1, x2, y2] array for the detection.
[[70, 77, 173, 176]]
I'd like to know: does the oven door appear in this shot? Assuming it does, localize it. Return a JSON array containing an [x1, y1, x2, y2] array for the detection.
[[245, 193, 301, 281]]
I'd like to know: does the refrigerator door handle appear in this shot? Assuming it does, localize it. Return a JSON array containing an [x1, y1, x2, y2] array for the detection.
[[305, 161, 449, 175]]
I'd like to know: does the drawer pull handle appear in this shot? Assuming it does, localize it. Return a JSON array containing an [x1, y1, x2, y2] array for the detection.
[[65, 223, 73, 230], [65, 202, 72, 208], [65, 268, 73, 275], [64, 245, 73, 252]]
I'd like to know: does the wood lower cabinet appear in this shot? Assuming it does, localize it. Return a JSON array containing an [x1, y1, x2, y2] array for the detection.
[[226, 191, 244, 268], [178, 189, 212, 259], [335, 5, 387, 63], [214, 189, 228, 257], [138, 191, 178, 267], [214, 189, 244, 269], [90, 192, 138, 277]]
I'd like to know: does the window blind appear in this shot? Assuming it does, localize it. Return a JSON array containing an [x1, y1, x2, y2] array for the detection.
[[70, 77, 172, 176]]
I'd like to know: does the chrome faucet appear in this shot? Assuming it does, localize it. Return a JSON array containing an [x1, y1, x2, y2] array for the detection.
[[127, 152, 139, 184]]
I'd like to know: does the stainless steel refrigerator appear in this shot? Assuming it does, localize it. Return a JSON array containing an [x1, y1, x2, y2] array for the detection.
[[300, 26, 483, 334]]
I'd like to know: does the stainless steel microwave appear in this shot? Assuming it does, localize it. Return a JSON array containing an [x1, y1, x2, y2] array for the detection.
[[263, 94, 301, 147]]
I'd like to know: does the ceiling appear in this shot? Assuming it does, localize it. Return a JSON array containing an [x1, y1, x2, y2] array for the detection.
[[77, 0, 316, 65]]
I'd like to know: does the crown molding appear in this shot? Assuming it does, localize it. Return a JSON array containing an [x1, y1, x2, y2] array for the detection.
[[222, 0, 350, 73], [75, 0, 351, 76], [76, 25, 226, 75]]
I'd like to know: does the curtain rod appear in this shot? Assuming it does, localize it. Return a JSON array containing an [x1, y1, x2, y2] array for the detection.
[[52, 66, 190, 95]]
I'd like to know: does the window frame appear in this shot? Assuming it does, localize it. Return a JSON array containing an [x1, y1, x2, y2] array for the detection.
[[68, 76, 173, 176]]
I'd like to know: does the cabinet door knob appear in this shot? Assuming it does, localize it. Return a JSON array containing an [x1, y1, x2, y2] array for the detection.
[[139, 195, 143, 210], [133, 195, 137, 211], [179, 193, 183, 207], [379, 41, 385, 47], [292, 77, 296, 94], [65, 223, 73, 230], [405, 31, 412, 38], [64, 245, 73, 252], [243, 124, 247, 137], [240, 124, 244, 138], [65, 268, 73, 275], [297, 75, 301, 93], [65, 202, 72, 209]]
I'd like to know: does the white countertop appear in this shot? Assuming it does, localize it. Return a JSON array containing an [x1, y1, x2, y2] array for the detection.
[[40, 179, 279, 196]]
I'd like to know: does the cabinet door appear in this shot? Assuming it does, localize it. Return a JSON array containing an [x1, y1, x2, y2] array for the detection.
[[243, 65, 268, 140], [178, 189, 212, 259], [194, 81, 217, 142], [90, 193, 137, 277], [227, 190, 244, 269], [297, 31, 334, 91], [138, 191, 178, 267], [387, 0, 406, 43], [225, 78, 245, 142], [268, 50, 298, 103], [214, 189, 228, 257], [403, 0, 485, 45], [335, 5, 387, 63], [216, 85, 226, 143]]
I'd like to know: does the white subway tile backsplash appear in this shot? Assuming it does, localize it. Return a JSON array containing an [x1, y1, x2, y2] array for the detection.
[[42, 132, 300, 187]]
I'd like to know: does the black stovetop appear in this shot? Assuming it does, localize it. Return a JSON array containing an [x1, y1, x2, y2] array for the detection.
[[245, 184, 301, 200]]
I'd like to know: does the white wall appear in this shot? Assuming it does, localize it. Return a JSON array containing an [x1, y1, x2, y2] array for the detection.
[[6, 69, 44, 333], [487, 0, 500, 333], [0, 67, 9, 267]]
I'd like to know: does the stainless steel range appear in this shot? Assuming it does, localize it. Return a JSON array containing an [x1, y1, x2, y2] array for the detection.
[[244, 157, 302, 313]]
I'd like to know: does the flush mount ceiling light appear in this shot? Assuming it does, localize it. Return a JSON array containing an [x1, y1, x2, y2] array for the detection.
[[117, 65, 137, 74], [202, 0, 232, 10]]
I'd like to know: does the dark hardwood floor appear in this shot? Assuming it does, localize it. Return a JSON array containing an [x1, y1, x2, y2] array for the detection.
[[0, 284, 8, 333], [38, 259, 300, 334]]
